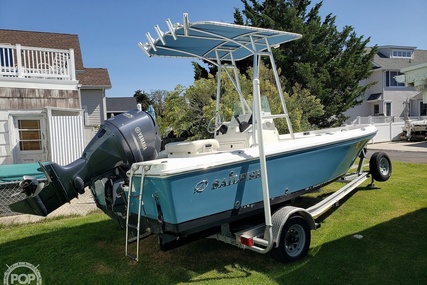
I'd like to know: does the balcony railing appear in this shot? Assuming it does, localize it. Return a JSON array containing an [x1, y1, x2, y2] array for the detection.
[[0, 44, 76, 81]]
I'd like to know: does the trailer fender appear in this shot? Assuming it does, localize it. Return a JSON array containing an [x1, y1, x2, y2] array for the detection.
[[271, 206, 316, 248]]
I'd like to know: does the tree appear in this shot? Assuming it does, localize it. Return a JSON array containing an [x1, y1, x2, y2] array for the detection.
[[234, 0, 377, 127], [192, 62, 209, 81], [160, 62, 323, 141], [148, 89, 168, 118], [245, 63, 324, 133], [133, 90, 152, 111], [192, 61, 218, 81], [158, 85, 190, 138]]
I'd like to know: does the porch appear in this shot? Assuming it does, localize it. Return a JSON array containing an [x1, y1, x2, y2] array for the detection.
[[0, 43, 77, 88]]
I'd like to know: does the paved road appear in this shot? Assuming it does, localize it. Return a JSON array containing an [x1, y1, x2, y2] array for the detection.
[[367, 141, 427, 164]]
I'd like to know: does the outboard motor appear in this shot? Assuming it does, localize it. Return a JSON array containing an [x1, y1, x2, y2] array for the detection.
[[9, 109, 161, 224]]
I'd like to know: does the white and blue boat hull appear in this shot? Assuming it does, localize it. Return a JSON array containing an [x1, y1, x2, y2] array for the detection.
[[128, 128, 375, 235]]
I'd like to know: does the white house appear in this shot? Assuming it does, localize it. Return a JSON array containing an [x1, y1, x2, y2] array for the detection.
[[345, 45, 427, 123], [0, 29, 111, 165]]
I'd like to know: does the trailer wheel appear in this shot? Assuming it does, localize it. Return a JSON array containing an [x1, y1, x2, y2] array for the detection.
[[270, 215, 311, 262], [369, 152, 392, 182]]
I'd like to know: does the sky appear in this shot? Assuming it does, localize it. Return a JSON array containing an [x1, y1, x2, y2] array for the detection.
[[1, 0, 426, 98]]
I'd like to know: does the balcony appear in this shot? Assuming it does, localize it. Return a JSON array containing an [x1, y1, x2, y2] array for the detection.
[[0, 44, 77, 90]]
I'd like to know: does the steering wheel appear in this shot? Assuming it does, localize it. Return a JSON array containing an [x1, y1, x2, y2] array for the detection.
[[207, 112, 224, 133]]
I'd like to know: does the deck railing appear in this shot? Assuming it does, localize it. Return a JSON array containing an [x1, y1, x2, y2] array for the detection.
[[0, 44, 76, 81]]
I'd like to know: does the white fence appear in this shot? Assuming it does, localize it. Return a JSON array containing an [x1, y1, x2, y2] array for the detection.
[[350, 116, 425, 143], [370, 121, 405, 143], [48, 110, 85, 165]]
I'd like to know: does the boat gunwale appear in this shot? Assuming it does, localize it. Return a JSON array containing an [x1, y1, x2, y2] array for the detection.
[[130, 125, 376, 178]]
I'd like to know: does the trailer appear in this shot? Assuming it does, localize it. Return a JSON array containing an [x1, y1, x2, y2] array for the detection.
[[125, 149, 392, 262]]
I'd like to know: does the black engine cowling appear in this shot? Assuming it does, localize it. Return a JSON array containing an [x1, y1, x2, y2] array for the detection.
[[9, 109, 161, 217]]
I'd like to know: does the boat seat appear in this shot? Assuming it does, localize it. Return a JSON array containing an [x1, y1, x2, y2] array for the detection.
[[165, 139, 219, 157]]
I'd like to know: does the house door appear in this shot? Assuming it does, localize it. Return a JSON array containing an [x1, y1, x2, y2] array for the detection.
[[13, 117, 48, 163]]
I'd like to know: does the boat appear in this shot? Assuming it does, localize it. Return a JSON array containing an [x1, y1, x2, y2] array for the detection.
[[400, 119, 427, 141], [9, 14, 391, 262]]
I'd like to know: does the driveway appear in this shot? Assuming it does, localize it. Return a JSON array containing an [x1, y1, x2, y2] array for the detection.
[[367, 141, 427, 164]]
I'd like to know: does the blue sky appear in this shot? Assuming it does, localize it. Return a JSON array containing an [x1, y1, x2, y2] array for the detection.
[[1, 0, 426, 97]]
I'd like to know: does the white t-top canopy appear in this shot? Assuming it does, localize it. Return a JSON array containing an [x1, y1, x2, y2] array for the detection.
[[139, 14, 302, 63]]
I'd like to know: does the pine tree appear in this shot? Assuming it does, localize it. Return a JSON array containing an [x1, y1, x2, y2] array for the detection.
[[133, 90, 152, 111], [192, 62, 209, 80], [234, 0, 377, 127]]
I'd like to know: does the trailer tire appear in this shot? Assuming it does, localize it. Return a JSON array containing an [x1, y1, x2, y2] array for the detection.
[[270, 215, 311, 263], [369, 152, 392, 182]]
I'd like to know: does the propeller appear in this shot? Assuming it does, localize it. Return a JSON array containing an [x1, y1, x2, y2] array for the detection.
[[11, 176, 45, 198]]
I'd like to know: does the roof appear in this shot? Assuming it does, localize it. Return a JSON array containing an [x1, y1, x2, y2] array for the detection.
[[411, 92, 424, 100], [106, 97, 137, 112], [401, 62, 427, 73], [378, 45, 417, 50], [367, 93, 382, 101], [78, 68, 111, 88], [139, 14, 302, 63], [371, 48, 427, 70], [0, 29, 84, 70]]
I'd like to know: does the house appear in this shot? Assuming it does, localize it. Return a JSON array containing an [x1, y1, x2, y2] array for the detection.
[[106, 97, 137, 119], [78, 67, 112, 126], [345, 45, 427, 123], [0, 29, 111, 165]]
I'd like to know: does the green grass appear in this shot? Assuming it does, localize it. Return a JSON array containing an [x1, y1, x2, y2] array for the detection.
[[1, 161, 426, 285]]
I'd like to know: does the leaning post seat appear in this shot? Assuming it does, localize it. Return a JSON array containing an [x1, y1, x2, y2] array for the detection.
[[165, 139, 220, 157]]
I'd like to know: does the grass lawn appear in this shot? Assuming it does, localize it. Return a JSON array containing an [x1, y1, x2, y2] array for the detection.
[[1, 161, 426, 285]]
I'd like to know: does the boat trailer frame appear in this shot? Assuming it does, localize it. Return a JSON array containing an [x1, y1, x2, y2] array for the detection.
[[125, 147, 374, 261], [209, 148, 372, 254]]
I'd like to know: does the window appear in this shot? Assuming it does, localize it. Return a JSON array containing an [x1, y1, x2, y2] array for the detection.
[[386, 71, 405, 87], [374, 104, 379, 115], [385, 102, 391, 116], [392, 50, 412, 58], [421, 102, 427, 116], [18, 120, 42, 151]]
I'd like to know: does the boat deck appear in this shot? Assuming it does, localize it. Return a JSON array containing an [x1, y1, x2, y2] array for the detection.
[[131, 124, 376, 177]]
